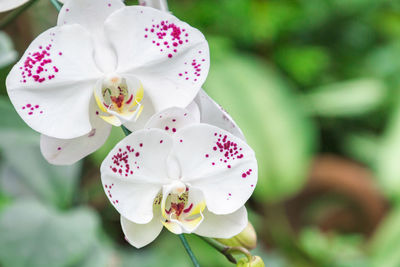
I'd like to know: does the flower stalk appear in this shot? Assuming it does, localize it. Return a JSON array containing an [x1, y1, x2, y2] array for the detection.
[[199, 236, 253, 264], [49, 0, 62, 11], [179, 234, 201, 267]]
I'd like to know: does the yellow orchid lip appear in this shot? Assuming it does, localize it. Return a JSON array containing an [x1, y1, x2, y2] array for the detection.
[[94, 76, 144, 126], [160, 186, 205, 234]]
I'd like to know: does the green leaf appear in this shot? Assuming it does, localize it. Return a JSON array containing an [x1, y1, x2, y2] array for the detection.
[[0, 96, 81, 209], [302, 79, 387, 117], [0, 200, 100, 267], [369, 205, 400, 267], [299, 228, 366, 267], [204, 47, 315, 201], [342, 133, 379, 165], [375, 99, 400, 199]]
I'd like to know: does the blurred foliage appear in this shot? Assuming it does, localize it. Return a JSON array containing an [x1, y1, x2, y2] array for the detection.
[[1, 0, 400, 266]]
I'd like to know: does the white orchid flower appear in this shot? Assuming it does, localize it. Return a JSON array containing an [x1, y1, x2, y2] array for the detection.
[[0, 0, 29, 13], [40, 87, 244, 165], [100, 107, 257, 248], [6, 0, 209, 159]]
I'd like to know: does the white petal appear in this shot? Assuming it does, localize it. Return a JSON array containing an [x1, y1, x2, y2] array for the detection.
[[194, 206, 248, 238], [139, 0, 169, 12], [58, 0, 124, 29], [195, 89, 245, 140], [174, 124, 257, 215], [6, 25, 102, 139], [104, 6, 209, 111], [121, 213, 163, 248], [0, 0, 29, 12], [40, 100, 112, 165], [100, 129, 174, 223], [122, 94, 156, 132], [144, 103, 200, 134], [57, 0, 124, 73]]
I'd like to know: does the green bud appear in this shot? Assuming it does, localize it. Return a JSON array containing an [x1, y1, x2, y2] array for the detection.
[[216, 222, 257, 250], [237, 256, 265, 267]]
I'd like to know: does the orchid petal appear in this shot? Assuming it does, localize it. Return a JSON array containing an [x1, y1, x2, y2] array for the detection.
[[195, 89, 245, 140], [139, 0, 169, 12], [58, 0, 124, 73], [144, 103, 200, 133], [6, 25, 102, 139], [104, 6, 210, 111], [121, 212, 163, 248], [174, 124, 257, 215], [0, 0, 29, 12], [40, 100, 112, 165], [194, 206, 248, 238], [100, 129, 173, 223], [123, 94, 156, 132]]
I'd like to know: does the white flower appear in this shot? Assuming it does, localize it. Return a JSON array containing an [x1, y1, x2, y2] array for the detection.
[[6, 0, 209, 160], [0, 0, 29, 13], [40, 87, 244, 165], [100, 108, 257, 248]]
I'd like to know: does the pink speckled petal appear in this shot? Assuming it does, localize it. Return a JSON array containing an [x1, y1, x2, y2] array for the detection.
[[40, 100, 112, 165], [6, 25, 102, 139], [174, 124, 257, 215], [194, 206, 247, 238], [144, 103, 200, 134], [58, 0, 125, 72], [100, 129, 173, 223], [104, 6, 210, 111], [195, 89, 245, 140], [121, 211, 163, 248], [0, 0, 29, 12]]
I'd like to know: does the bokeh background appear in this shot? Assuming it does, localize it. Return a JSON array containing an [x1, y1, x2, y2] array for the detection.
[[1, 0, 400, 266]]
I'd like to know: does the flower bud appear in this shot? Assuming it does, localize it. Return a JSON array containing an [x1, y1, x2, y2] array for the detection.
[[237, 256, 265, 267], [216, 222, 257, 250]]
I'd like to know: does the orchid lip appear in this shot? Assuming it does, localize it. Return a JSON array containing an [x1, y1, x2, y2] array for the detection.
[[94, 74, 144, 126], [160, 183, 205, 234]]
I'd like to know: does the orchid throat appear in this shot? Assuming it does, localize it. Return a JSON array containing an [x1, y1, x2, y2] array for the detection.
[[95, 74, 144, 126]]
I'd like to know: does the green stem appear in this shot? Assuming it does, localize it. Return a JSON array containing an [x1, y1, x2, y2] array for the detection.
[[179, 234, 200, 267], [199, 236, 238, 264], [0, 0, 39, 30], [121, 125, 132, 136], [49, 0, 62, 11]]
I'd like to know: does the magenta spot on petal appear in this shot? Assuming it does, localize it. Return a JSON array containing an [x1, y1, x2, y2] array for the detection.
[[57, 147, 61, 151]]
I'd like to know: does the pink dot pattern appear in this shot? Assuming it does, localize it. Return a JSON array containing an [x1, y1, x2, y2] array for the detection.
[[109, 145, 142, 177], [145, 19, 188, 59], [209, 132, 245, 170], [22, 103, 43, 116], [104, 183, 119, 205], [19, 35, 62, 84], [179, 56, 206, 82]]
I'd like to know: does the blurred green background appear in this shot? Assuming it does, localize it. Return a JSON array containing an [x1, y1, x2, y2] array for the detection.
[[1, 0, 400, 266]]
